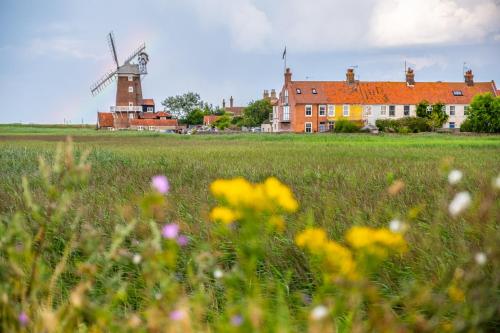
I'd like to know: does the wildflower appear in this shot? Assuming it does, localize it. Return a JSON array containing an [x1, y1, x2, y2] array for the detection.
[[268, 215, 285, 231], [295, 228, 328, 254], [162, 223, 179, 239], [474, 252, 487, 266], [18, 312, 29, 326], [213, 269, 224, 279], [151, 175, 170, 194], [177, 235, 189, 247], [448, 170, 463, 185], [324, 241, 358, 279], [310, 305, 328, 321], [230, 315, 243, 326], [261, 177, 298, 212], [448, 191, 471, 217], [169, 309, 185, 321], [389, 219, 403, 233], [447, 285, 465, 303], [132, 253, 142, 265], [210, 206, 237, 224], [346, 226, 407, 258]]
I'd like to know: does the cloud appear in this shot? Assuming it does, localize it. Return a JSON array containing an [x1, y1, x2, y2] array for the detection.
[[370, 0, 500, 47], [405, 56, 448, 71], [187, 0, 500, 52], [29, 37, 104, 60]]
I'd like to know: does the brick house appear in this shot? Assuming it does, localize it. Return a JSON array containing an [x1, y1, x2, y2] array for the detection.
[[272, 68, 498, 133]]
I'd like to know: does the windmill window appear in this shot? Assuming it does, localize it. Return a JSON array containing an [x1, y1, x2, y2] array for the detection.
[[129, 102, 133, 107], [296, 88, 302, 94], [129, 86, 134, 93], [452, 90, 463, 96], [312, 88, 318, 94], [128, 75, 133, 81]]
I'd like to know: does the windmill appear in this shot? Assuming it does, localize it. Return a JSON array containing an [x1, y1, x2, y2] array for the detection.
[[90, 32, 149, 111]]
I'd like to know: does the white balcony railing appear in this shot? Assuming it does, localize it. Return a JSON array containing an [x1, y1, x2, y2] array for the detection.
[[110, 106, 142, 112]]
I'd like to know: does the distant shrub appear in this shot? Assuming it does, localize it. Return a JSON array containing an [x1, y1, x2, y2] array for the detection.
[[460, 119, 473, 132], [334, 119, 360, 133], [376, 117, 431, 133], [463, 93, 500, 133], [376, 119, 400, 132]]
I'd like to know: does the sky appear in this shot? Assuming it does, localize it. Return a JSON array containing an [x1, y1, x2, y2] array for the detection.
[[0, 0, 499, 124]]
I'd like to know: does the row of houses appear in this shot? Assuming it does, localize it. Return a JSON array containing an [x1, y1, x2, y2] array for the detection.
[[270, 68, 499, 133]]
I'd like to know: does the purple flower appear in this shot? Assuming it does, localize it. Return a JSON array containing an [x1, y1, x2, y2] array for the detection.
[[230, 315, 243, 326], [177, 235, 189, 247], [151, 175, 169, 194], [18, 312, 29, 326], [162, 223, 179, 239], [170, 309, 185, 321]]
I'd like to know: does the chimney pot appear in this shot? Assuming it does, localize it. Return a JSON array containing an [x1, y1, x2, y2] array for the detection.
[[222, 99, 226, 109], [230, 96, 234, 108], [270, 89, 276, 99], [346, 68, 355, 85], [406, 67, 415, 86], [464, 69, 474, 86], [284, 68, 292, 86]]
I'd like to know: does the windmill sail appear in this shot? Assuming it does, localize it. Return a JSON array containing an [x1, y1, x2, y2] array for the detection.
[[90, 69, 117, 96], [122, 43, 146, 65], [107, 32, 119, 68]]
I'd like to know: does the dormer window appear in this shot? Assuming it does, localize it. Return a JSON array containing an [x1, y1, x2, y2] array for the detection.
[[452, 90, 463, 96], [312, 88, 318, 94], [296, 88, 302, 94]]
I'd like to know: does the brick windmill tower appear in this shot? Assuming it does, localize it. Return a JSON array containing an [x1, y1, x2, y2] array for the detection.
[[91, 32, 150, 127]]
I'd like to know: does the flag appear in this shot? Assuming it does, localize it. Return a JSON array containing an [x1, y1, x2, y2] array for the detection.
[[282, 47, 286, 60]]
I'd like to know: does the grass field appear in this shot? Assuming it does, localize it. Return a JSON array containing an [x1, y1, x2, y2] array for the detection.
[[1, 126, 499, 332]]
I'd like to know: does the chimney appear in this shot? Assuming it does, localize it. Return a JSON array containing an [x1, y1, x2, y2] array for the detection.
[[263, 90, 270, 100], [406, 67, 415, 86], [222, 99, 226, 108], [284, 68, 292, 86], [230, 96, 234, 108], [464, 69, 474, 86], [270, 89, 276, 99], [346, 68, 355, 85]]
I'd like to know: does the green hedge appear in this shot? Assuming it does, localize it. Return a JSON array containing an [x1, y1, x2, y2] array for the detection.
[[334, 119, 361, 133], [376, 117, 431, 133]]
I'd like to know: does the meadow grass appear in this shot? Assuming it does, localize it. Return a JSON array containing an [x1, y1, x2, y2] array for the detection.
[[0, 126, 499, 331]]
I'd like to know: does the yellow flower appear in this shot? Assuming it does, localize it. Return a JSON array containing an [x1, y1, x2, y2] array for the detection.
[[447, 285, 465, 303], [209, 207, 237, 225], [323, 241, 358, 280], [345, 226, 407, 258], [295, 228, 328, 253], [268, 215, 285, 231], [210, 178, 255, 207], [261, 177, 298, 213]]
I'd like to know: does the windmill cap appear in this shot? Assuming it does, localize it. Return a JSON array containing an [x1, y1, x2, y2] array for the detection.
[[117, 63, 141, 75]]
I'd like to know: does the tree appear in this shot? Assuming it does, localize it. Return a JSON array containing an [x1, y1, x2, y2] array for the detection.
[[185, 108, 205, 125], [242, 99, 272, 127], [461, 93, 500, 133], [416, 100, 430, 118], [415, 100, 448, 130], [162, 92, 204, 120], [213, 115, 232, 130]]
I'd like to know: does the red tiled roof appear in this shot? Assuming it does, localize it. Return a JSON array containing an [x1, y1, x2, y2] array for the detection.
[[290, 81, 497, 105], [142, 98, 155, 106], [156, 111, 171, 117], [140, 111, 172, 119], [98, 112, 113, 127], [203, 115, 220, 125], [130, 119, 178, 126]]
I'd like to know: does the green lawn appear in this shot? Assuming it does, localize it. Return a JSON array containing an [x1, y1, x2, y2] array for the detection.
[[1, 126, 499, 331]]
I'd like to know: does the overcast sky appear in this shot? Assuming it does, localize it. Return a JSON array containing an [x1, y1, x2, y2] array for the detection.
[[1, 0, 499, 124]]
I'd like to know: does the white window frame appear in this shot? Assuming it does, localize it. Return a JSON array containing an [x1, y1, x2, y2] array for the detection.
[[129, 86, 134, 93], [305, 122, 312, 133], [149, 126, 155, 131], [284, 89, 289, 105], [389, 105, 396, 117], [128, 101, 133, 107], [404, 105, 410, 116], [147, 106, 154, 112], [137, 125, 143, 131], [343, 104, 350, 117], [319, 105, 326, 116], [128, 113, 134, 119], [128, 75, 133, 81], [283, 106, 290, 121], [328, 104, 335, 117], [380, 105, 387, 116], [305, 105, 312, 117], [449, 105, 455, 116], [464, 105, 469, 115]]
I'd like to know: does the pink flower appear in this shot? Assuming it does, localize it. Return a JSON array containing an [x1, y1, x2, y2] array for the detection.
[[162, 223, 179, 239], [170, 309, 185, 321], [18, 312, 29, 326], [177, 235, 189, 247], [151, 175, 169, 194]]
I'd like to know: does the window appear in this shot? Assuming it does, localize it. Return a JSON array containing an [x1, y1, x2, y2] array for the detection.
[[343, 105, 350, 117], [452, 90, 463, 96], [319, 105, 326, 116], [305, 105, 312, 117], [128, 86, 134, 93], [319, 122, 326, 132], [283, 106, 290, 121], [296, 88, 302, 94], [450, 105, 455, 116], [389, 105, 395, 117], [404, 105, 410, 116], [312, 88, 317, 94], [128, 113, 134, 119], [464, 105, 469, 115], [128, 75, 133, 81], [284, 89, 289, 105], [149, 126, 155, 131], [426, 105, 432, 114], [449, 122, 455, 129], [328, 121, 335, 131], [128, 101, 133, 107], [137, 125, 143, 131], [380, 105, 387, 116], [147, 106, 154, 112], [305, 122, 312, 133], [328, 105, 335, 117]]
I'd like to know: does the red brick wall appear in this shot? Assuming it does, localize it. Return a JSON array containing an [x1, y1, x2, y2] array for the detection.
[[293, 104, 329, 133], [116, 75, 143, 106]]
